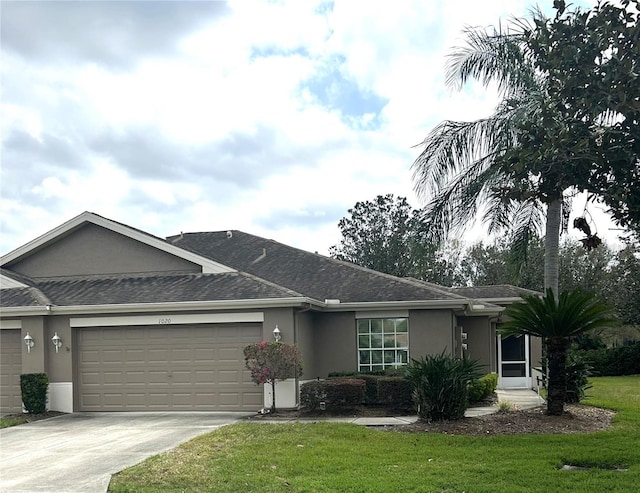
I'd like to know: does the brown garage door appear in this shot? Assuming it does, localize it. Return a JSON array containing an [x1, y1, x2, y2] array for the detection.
[[77, 323, 263, 411], [1, 329, 23, 414]]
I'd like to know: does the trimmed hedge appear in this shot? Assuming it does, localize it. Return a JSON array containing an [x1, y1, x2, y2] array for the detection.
[[300, 379, 365, 412], [327, 371, 412, 407], [468, 373, 498, 403], [20, 373, 48, 414], [576, 344, 640, 376], [376, 377, 413, 410]]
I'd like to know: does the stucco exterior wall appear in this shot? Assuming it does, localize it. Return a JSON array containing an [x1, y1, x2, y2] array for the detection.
[[295, 310, 315, 379], [8, 224, 201, 278], [457, 316, 494, 373], [310, 312, 357, 378], [408, 309, 455, 360]]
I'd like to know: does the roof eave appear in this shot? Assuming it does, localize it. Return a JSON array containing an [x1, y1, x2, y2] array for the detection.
[[319, 299, 469, 312], [0, 297, 320, 317]]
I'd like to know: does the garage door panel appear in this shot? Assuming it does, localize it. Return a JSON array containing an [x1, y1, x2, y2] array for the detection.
[[78, 323, 262, 411], [0, 330, 22, 414]]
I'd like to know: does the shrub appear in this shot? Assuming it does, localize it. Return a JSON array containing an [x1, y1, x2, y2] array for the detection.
[[327, 370, 406, 404], [20, 373, 48, 414], [300, 379, 365, 413], [578, 345, 640, 376], [405, 352, 482, 421], [468, 373, 498, 403], [377, 377, 413, 411], [565, 352, 593, 403], [244, 341, 303, 413]]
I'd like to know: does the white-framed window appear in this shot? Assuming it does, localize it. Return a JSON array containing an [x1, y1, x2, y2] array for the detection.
[[357, 318, 409, 372]]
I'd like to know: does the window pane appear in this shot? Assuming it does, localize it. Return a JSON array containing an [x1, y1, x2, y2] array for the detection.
[[383, 334, 396, 348], [372, 364, 384, 372], [502, 335, 525, 361], [371, 319, 383, 333], [358, 335, 370, 349], [359, 351, 371, 365], [502, 363, 526, 377], [371, 351, 383, 364], [371, 334, 383, 348], [357, 319, 370, 334], [384, 350, 395, 364], [383, 319, 396, 332], [398, 350, 408, 364], [395, 333, 408, 347], [396, 319, 408, 332]]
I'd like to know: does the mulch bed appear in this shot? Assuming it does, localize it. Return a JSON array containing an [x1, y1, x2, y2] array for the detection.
[[391, 404, 615, 435], [249, 404, 615, 436], [2, 411, 66, 423]]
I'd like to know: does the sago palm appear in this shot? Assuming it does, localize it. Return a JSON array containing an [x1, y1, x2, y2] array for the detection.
[[500, 289, 617, 415]]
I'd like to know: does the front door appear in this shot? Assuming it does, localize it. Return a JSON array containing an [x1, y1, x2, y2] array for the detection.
[[498, 334, 530, 388]]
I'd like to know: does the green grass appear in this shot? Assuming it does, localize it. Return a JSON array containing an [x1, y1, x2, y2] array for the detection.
[[109, 375, 640, 493], [0, 416, 28, 429]]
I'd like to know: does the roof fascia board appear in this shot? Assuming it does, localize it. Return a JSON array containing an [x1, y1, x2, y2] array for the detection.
[[1, 297, 319, 317], [0, 212, 235, 274], [70, 311, 265, 328], [321, 300, 469, 311], [0, 274, 29, 289]]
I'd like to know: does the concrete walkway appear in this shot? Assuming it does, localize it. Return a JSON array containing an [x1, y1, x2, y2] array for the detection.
[[255, 389, 544, 425]]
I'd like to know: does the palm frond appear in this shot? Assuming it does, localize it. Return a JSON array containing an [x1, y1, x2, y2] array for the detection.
[[446, 25, 537, 98], [500, 289, 618, 339]]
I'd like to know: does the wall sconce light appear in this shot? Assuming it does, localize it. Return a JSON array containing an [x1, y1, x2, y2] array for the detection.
[[24, 332, 35, 353], [273, 325, 281, 342], [52, 332, 62, 353]]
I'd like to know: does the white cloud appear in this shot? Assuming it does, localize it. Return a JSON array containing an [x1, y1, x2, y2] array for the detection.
[[1, 0, 621, 259]]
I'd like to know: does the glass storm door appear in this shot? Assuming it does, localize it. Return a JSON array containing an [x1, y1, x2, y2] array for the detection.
[[498, 334, 530, 388]]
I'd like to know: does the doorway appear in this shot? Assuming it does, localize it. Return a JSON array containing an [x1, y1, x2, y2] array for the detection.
[[498, 334, 530, 388]]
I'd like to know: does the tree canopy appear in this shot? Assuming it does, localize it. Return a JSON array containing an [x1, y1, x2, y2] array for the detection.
[[412, 0, 640, 296], [329, 194, 464, 285]]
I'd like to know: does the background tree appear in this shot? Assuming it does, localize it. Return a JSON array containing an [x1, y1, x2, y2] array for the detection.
[[330, 194, 464, 285], [412, 1, 640, 297], [244, 341, 303, 414], [501, 289, 618, 415], [524, 0, 640, 235]]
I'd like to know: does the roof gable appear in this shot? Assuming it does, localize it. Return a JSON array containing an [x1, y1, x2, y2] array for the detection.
[[1, 212, 235, 276]]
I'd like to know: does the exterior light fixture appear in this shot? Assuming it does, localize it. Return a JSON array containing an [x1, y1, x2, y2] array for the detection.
[[52, 332, 62, 353], [273, 325, 281, 342], [24, 332, 35, 353]]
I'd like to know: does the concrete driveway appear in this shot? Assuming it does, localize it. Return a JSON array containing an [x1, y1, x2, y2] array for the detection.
[[0, 412, 250, 493]]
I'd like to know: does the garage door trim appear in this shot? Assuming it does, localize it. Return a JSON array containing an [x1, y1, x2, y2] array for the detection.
[[71, 311, 264, 327]]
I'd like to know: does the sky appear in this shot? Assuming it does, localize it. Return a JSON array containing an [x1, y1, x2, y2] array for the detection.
[[1, 0, 614, 258]]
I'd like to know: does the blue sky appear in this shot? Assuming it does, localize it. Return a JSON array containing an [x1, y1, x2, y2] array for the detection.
[[0, 0, 612, 256]]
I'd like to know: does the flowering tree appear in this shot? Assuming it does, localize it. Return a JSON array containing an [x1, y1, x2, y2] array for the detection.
[[243, 341, 303, 413]]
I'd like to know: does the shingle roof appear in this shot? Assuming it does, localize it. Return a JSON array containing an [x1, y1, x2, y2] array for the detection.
[[450, 285, 541, 300], [33, 272, 302, 306], [168, 231, 468, 303], [0, 287, 49, 307]]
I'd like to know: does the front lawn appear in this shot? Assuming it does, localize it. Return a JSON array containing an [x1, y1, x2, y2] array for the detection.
[[109, 375, 640, 493]]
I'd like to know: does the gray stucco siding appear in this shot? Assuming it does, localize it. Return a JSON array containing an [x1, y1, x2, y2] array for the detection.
[[8, 224, 201, 278]]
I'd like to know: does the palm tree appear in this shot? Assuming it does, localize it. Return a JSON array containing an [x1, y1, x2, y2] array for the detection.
[[500, 289, 617, 415], [411, 18, 566, 295]]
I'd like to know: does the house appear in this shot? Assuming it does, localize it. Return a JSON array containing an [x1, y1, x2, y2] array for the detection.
[[0, 212, 541, 414]]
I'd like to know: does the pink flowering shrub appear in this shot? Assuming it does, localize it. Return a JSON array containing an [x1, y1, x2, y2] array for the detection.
[[243, 341, 303, 413]]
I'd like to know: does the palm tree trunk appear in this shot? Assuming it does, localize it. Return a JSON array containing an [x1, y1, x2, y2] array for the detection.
[[544, 198, 561, 297], [545, 336, 569, 415]]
